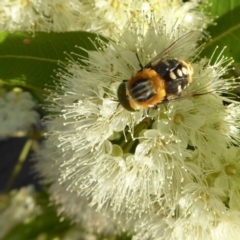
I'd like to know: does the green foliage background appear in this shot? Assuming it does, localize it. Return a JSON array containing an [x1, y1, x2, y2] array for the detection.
[[0, 1, 240, 103], [201, 0, 240, 69], [0, 31, 105, 102], [1, 0, 240, 239]]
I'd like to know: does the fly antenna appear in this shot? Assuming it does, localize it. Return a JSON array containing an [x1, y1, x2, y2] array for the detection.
[[136, 53, 144, 70]]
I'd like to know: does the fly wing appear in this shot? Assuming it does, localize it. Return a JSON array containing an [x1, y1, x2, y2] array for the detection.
[[159, 73, 225, 104], [144, 31, 201, 68]]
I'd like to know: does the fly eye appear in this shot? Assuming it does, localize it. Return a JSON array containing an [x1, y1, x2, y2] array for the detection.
[[117, 82, 138, 112]]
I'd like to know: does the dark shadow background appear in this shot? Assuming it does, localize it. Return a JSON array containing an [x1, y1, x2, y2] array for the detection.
[[0, 137, 40, 192]]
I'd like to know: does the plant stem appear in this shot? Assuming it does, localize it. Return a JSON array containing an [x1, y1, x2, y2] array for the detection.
[[4, 138, 33, 193]]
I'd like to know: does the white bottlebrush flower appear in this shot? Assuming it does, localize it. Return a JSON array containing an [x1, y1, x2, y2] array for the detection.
[[0, 185, 40, 239], [36, 146, 125, 235], [0, 0, 82, 32], [212, 146, 240, 191], [0, 87, 39, 139], [77, 0, 210, 38], [229, 186, 240, 211], [178, 183, 227, 227], [133, 214, 215, 240], [212, 211, 240, 240], [133, 183, 240, 240], [36, 11, 240, 229], [1, 0, 41, 31], [188, 94, 237, 160], [1, 0, 210, 37], [206, 146, 240, 212], [158, 98, 206, 148]]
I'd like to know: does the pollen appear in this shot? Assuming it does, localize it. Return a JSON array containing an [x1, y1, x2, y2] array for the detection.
[[224, 164, 237, 176], [174, 113, 184, 124]]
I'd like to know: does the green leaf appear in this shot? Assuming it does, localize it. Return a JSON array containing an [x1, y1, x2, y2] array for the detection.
[[3, 209, 70, 240], [0, 31, 107, 102], [201, 1, 240, 66], [206, 0, 240, 17]]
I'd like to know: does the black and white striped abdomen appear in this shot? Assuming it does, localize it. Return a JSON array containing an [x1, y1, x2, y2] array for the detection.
[[128, 78, 156, 102]]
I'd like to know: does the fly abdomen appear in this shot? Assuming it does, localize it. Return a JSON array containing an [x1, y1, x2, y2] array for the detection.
[[129, 78, 156, 102]]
